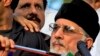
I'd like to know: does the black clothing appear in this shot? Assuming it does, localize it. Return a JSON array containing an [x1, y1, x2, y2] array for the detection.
[[0, 29, 12, 37], [0, 21, 49, 56], [40, 32, 50, 48]]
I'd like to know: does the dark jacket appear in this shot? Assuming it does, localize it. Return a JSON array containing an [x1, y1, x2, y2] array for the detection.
[[9, 21, 49, 56], [40, 32, 50, 48]]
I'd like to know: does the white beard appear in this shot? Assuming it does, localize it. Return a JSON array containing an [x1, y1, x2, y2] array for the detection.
[[50, 43, 68, 56], [50, 39, 69, 55], [50, 48, 68, 56]]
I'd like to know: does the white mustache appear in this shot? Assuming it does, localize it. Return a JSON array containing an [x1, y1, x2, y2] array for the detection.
[[52, 39, 65, 47]]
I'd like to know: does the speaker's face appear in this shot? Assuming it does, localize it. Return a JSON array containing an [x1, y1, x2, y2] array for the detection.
[[50, 18, 85, 55]]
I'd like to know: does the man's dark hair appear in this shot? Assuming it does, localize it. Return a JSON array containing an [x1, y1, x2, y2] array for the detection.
[[10, 0, 19, 10], [43, 0, 47, 10]]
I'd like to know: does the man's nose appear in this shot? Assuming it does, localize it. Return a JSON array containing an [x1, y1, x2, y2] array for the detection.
[[54, 28, 64, 39], [30, 6, 37, 14]]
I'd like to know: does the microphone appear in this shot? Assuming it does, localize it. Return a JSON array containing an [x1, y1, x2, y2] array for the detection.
[[77, 41, 91, 56], [14, 45, 61, 56]]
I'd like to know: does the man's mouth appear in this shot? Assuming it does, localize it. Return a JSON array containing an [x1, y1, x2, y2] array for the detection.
[[52, 41, 64, 47], [26, 14, 40, 23]]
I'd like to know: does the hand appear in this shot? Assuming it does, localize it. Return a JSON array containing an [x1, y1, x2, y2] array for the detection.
[[0, 35, 15, 56], [14, 15, 40, 32]]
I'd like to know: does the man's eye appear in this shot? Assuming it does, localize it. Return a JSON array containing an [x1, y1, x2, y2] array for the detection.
[[20, 4, 30, 9], [64, 26, 74, 33], [35, 4, 43, 10], [52, 25, 59, 31]]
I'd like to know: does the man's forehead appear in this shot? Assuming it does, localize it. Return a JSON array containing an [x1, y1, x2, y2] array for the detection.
[[18, 0, 43, 5], [55, 19, 82, 29]]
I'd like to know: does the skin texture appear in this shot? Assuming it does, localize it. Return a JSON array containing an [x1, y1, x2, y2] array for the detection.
[[0, 0, 15, 56], [50, 18, 93, 55], [0, 0, 46, 56], [0, 35, 15, 56], [14, 0, 45, 32]]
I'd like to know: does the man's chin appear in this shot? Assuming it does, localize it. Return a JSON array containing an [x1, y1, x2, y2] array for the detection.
[[50, 48, 68, 54]]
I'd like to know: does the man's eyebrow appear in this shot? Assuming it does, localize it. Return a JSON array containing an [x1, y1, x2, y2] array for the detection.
[[35, 3, 42, 7], [20, 3, 31, 8], [35, 3, 44, 8]]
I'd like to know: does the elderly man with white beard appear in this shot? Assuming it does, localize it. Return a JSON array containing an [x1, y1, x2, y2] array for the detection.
[[49, 0, 100, 56]]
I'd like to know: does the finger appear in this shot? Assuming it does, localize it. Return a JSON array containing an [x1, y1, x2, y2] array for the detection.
[[9, 39, 15, 48], [8, 39, 16, 53], [24, 26, 29, 31], [0, 48, 10, 56], [0, 35, 6, 47], [1, 51, 8, 56], [24, 20, 34, 32], [4, 37, 10, 52], [19, 18, 29, 31], [0, 51, 3, 56], [19, 21, 29, 31], [29, 20, 40, 32], [14, 16, 29, 31]]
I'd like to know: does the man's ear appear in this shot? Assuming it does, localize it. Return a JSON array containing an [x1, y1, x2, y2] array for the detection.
[[95, 2, 100, 9], [3, 0, 12, 7], [85, 37, 93, 49]]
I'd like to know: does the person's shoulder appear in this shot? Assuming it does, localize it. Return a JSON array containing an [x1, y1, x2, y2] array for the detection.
[[23, 31, 49, 50], [24, 31, 43, 38], [39, 32, 50, 40], [22, 31, 45, 45]]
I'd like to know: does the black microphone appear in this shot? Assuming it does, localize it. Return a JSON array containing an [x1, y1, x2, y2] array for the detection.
[[77, 41, 91, 56]]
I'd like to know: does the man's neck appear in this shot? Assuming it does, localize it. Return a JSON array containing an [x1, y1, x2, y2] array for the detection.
[[0, 8, 13, 31]]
